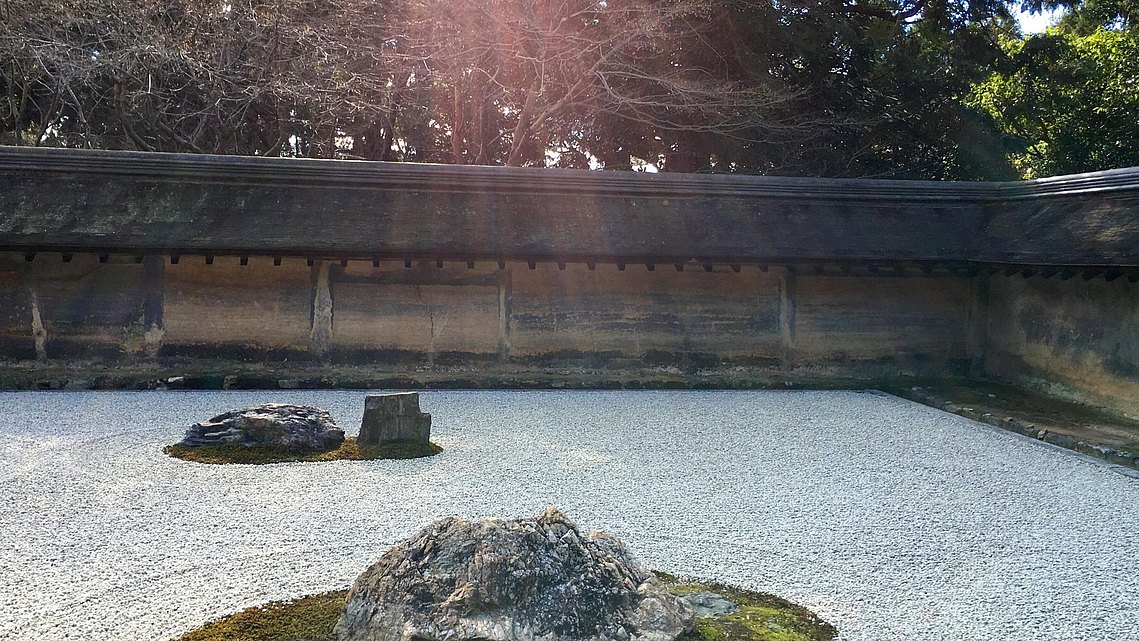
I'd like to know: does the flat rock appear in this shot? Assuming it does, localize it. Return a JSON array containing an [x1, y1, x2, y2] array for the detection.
[[178, 403, 344, 450], [359, 392, 431, 445], [334, 508, 694, 641], [679, 591, 738, 618]]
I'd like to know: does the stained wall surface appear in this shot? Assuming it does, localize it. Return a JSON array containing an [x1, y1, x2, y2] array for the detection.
[[508, 263, 784, 362], [983, 274, 1139, 418], [0, 253, 974, 372], [8, 251, 1139, 417], [793, 276, 974, 363], [0, 253, 153, 360], [0, 256, 34, 360], [330, 262, 501, 360], [163, 257, 312, 356]]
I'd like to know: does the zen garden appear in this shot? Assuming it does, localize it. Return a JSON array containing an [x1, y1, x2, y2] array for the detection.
[[0, 1, 1137, 641]]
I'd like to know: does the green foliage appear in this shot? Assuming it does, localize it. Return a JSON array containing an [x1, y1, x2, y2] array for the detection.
[[172, 576, 836, 641], [968, 26, 1139, 177], [164, 438, 442, 465], [1028, 0, 1138, 34]]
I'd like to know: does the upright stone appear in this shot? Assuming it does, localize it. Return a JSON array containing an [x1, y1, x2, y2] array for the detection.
[[359, 392, 431, 445]]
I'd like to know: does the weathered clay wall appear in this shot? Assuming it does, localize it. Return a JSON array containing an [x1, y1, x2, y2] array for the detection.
[[0, 258, 34, 360], [507, 263, 784, 363], [163, 256, 312, 357], [792, 275, 974, 364], [0, 252, 976, 374], [15, 250, 1139, 420], [331, 262, 501, 361], [0, 253, 156, 360], [982, 274, 1139, 419]]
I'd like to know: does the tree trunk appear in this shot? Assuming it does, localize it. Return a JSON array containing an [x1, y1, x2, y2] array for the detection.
[[451, 84, 465, 164]]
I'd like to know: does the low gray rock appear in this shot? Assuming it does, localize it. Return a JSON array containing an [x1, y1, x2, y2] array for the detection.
[[679, 591, 737, 618], [359, 392, 431, 445], [334, 508, 694, 641], [179, 403, 344, 450]]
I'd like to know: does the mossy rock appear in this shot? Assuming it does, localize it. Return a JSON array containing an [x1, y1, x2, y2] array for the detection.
[[171, 573, 835, 641], [164, 437, 442, 465]]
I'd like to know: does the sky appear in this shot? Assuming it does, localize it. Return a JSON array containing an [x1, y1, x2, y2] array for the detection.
[[1015, 6, 1065, 33]]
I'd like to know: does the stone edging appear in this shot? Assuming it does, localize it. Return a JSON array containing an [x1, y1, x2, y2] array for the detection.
[[894, 388, 1139, 472]]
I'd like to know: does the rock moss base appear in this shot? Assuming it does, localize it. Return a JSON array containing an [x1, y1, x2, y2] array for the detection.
[[659, 573, 837, 641], [164, 437, 442, 465], [173, 591, 348, 641], [171, 573, 836, 641]]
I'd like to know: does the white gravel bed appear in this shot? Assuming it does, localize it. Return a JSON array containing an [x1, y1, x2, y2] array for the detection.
[[0, 389, 1136, 641]]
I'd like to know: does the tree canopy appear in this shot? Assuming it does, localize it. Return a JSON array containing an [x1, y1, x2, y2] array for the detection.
[[1, 0, 1135, 178], [969, 4, 1139, 177]]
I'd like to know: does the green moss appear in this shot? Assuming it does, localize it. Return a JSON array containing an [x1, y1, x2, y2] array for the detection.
[[164, 437, 443, 465], [174, 591, 346, 641], [172, 574, 835, 641], [660, 573, 837, 641]]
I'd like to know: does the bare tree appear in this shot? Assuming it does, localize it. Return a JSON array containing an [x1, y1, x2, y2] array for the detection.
[[1, 0, 808, 168], [391, 0, 800, 166], [0, 0, 403, 155]]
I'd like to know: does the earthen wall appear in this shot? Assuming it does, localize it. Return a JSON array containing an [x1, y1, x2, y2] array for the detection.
[[982, 274, 1139, 418], [0, 253, 972, 371], [5, 251, 1136, 418]]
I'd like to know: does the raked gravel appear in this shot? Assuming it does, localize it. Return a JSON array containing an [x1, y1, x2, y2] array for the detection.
[[0, 390, 1136, 641]]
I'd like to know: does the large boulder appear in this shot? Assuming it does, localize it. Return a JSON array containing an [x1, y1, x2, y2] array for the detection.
[[178, 403, 345, 450], [359, 392, 431, 445], [334, 508, 694, 641]]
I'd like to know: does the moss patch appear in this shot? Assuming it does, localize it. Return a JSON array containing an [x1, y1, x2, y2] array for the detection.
[[658, 573, 837, 641], [174, 591, 346, 641], [164, 437, 442, 465], [171, 573, 835, 641]]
